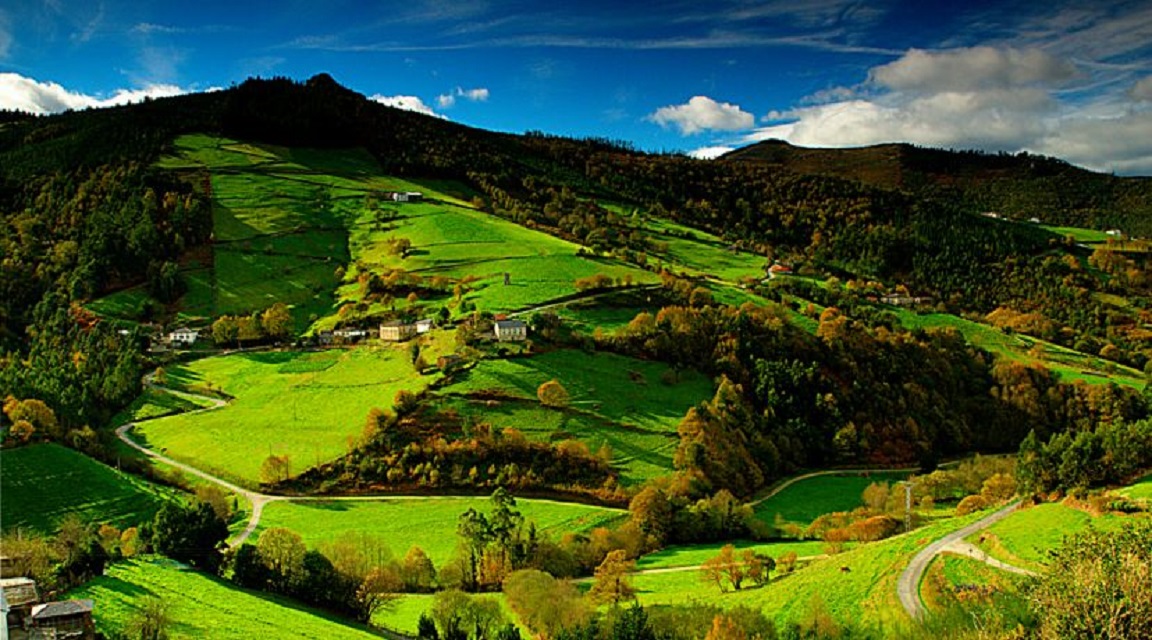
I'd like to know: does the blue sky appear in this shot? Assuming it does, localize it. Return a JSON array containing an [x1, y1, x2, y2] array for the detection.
[[3, 0, 1152, 173]]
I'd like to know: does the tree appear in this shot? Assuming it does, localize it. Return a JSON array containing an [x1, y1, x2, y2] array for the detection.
[[1029, 522, 1152, 639], [503, 569, 590, 638], [628, 487, 672, 545], [357, 565, 403, 622], [402, 546, 437, 592], [260, 303, 293, 341], [705, 615, 745, 640], [537, 379, 570, 408], [195, 485, 234, 524], [589, 549, 636, 605], [742, 549, 773, 586], [260, 454, 292, 484], [256, 528, 307, 593], [211, 316, 239, 347], [150, 501, 228, 572], [127, 596, 173, 640]]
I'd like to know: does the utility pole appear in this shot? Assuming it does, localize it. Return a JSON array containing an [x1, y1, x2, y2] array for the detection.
[[900, 481, 913, 533]]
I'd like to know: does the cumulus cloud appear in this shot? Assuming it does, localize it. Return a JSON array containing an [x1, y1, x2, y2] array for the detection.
[[649, 96, 755, 135], [1131, 77, 1152, 102], [369, 94, 446, 118], [0, 73, 186, 114], [436, 86, 490, 109], [734, 46, 1152, 174], [688, 145, 735, 160]]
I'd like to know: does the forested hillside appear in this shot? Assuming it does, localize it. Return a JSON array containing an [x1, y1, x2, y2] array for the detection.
[[3, 74, 1151, 487]]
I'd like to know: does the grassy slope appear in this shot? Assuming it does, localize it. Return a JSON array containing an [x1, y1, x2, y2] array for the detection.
[[255, 497, 626, 567], [754, 471, 913, 528], [633, 511, 987, 630], [70, 557, 380, 639], [345, 200, 659, 317], [437, 349, 713, 483], [635, 540, 831, 570], [891, 309, 1145, 388], [970, 502, 1147, 570], [135, 348, 437, 485], [1, 444, 176, 534], [1119, 473, 1152, 500]]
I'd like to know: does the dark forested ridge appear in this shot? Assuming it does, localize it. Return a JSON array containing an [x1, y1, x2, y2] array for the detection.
[[723, 138, 1152, 235], [3, 74, 1152, 480]]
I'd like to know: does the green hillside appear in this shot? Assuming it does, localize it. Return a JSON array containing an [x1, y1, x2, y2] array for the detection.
[[69, 557, 381, 640], [0, 444, 176, 534]]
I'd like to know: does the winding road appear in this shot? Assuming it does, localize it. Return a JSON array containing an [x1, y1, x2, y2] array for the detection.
[[896, 501, 1030, 620]]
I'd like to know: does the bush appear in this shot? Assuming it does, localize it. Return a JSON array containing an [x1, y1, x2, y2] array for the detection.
[[955, 494, 989, 516]]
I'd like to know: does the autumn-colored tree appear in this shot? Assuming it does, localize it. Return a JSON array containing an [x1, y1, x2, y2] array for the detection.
[[705, 614, 746, 640], [260, 303, 293, 341], [589, 549, 636, 605], [401, 546, 437, 592], [260, 454, 292, 484], [537, 379, 570, 408], [357, 565, 403, 621], [256, 527, 307, 592]]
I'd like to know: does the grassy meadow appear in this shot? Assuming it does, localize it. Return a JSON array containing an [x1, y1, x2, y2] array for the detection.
[[1119, 473, 1152, 500], [754, 470, 913, 529], [135, 348, 436, 486], [635, 539, 831, 571], [435, 348, 713, 483], [632, 511, 988, 630], [969, 501, 1145, 570], [70, 557, 381, 639], [1, 444, 176, 534], [255, 497, 626, 566]]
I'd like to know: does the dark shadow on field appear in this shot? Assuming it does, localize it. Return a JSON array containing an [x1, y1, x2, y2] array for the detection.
[[286, 500, 356, 512], [243, 351, 304, 365], [163, 363, 206, 389], [90, 574, 155, 600]]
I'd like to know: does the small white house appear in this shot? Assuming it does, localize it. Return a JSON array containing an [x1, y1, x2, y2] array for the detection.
[[168, 327, 199, 345], [392, 191, 423, 203], [333, 328, 367, 342], [415, 318, 434, 334], [1106, 229, 1124, 237], [379, 321, 417, 342], [494, 319, 528, 342]]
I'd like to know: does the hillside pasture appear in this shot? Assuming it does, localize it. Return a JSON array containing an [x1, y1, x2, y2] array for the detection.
[[632, 511, 988, 629], [891, 309, 1145, 388], [641, 217, 766, 283], [635, 539, 831, 571], [134, 348, 436, 486], [70, 557, 380, 639], [0, 444, 175, 534], [255, 496, 626, 567], [1119, 473, 1152, 500], [434, 349, 713, 482], [754, 470, 913, 530], [345, 201, 658, 315], [970, 501, 1144, 570]]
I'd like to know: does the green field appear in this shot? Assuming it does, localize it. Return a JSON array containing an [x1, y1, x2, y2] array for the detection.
[[971, 502, 1144, 569], [754, 470, 913, 529], [135, 348, 437, 485], [70, 557, 380, 639], [255, 497, 626, 567], [1040, 225, 1112, 243], [632, 511, 987, 630], [635, 539, 831, 571], [891, 309, 1146, 388], [1119, 473, 1152, 500], [641, 217, 766, 282], [0, 444, 176, 534], [436, 349, 714, 483], [344, 198, 659, 317]]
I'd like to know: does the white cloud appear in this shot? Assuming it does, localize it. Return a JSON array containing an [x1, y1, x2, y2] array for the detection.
[[369, 94, 446, 119], [436, 86, 490, 109], [688, 145, 735, 160], [1131, 77, 1152, 102], [0, 73, 186, 114], [649, 96, 755, 135], [870, 46, 1077, 93]]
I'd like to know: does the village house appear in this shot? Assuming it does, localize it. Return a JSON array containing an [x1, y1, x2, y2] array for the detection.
[[2, 577, 39, 633], [414, 318, 434, 334], [1106, 229, 1124, 237], [379, 320, 417, 342], [880, 293, 934, 306], [494, 319, 528, 342], [332, 328, 367, 343], [391, 191, 423, 203], [167, 327, 199, 345], [316, 330, 334, 346], [28, 599, 94, 640], [766, 263, 793, 279]]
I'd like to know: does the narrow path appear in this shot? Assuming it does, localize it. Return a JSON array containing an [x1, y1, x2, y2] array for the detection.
[[941, 540, 1036, 577], [896, 501, 1023, 620]]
